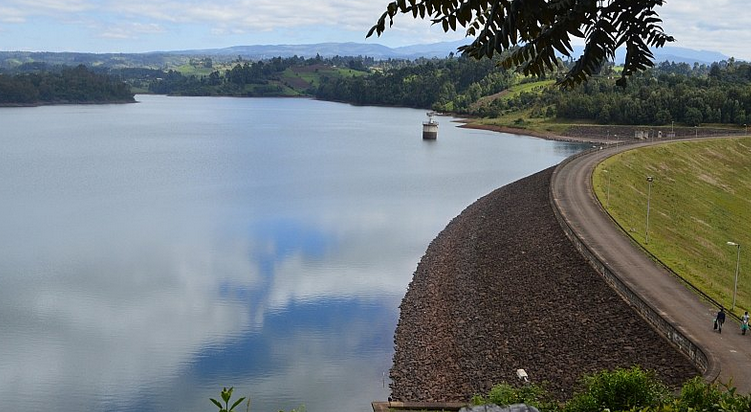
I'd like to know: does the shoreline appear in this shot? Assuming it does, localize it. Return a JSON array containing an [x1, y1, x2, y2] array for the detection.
[[456, 118, 747, 144], [455, 120, 601, 144], [0, 99, 137, 108]]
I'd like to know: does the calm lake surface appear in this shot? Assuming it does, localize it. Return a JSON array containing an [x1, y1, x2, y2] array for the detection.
[[0, 95, 586, 412]]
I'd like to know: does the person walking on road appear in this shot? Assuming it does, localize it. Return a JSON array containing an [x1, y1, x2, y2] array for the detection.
[[716, 308, 726, 333], [742, 311, 749, 335]]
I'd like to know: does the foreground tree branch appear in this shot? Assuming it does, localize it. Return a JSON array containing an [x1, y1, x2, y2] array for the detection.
[[367, 0, 674, 87]]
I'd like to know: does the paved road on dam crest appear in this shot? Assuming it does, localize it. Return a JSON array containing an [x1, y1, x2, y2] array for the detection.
[[551, 139, 751, 393]]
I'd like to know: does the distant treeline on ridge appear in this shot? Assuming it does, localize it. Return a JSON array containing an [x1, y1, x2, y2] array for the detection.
[[136, 54, 751, 127], [2, 53, 751, 128], [0, 64, 135, 105]]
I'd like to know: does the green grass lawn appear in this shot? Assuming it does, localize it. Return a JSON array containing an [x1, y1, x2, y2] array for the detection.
[[470, 79, 589, 134], [283, 65, 368, 89], [174, 63, 216, 77], [592, 137, 751, 315], [472, 109, 585, 136], [503, 79, 556, 100]]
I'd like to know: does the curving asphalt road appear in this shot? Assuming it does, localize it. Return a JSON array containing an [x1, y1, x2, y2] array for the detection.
[[551, 140, 751, 393]]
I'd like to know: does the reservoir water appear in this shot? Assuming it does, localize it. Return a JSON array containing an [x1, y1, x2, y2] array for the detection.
[[0, 95, 586, 412]]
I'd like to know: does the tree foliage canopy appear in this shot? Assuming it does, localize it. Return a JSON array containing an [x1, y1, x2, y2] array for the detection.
[[0, 64, 134, 105], [367, 0, 674, 87]]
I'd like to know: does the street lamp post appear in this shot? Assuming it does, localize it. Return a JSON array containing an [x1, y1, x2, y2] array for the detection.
[[727, 241, 741, 311], [645, 176, 654, 244]]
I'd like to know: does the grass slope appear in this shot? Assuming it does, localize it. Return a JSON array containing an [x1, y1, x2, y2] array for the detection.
[[503, 79, 556, 100], [474, 79, 555, 110], [282, 64, 367, 92], [592, 137, 751, 315]]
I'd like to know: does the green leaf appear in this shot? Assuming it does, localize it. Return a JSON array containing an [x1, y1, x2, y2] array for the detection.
[[230, 396, 247, 411], [211, 398, 223, 409], [221, 387, 233, 403], [369, 0, 673, 86]]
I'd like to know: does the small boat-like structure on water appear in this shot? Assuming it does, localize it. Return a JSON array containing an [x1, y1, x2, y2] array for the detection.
[[422, 112, 439, 140]]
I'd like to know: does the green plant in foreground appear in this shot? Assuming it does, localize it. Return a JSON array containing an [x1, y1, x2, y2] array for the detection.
[[472, 383, 545, 406], [564, 367, 669, 412], [470, 367, 751, 412], [472, 382, 555, 411], [211, 387, 247, 412], [674, 376, 724, 412], [669, 377, 751, 412]]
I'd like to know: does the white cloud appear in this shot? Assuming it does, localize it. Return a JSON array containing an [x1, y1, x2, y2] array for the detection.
[[100, 22, 165, 40], [0, 6, 26, 23], [0, 239, 253, 409], [5, 0, 93, 15], [1, 0, 452, 47], [106, 0, 381, 29], [660, 0, 751, 59], [0, 0, 749, 56], [0, 195, 423, 411]]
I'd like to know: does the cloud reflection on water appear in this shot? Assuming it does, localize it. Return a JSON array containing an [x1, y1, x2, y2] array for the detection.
[[0, 185, 432, 411], [0, 96, 585, 412]]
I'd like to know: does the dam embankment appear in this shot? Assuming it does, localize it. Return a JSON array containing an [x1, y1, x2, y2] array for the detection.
[[389, 166, 699, 402]]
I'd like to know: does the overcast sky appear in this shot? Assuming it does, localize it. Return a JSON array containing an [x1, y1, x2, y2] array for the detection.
[[0, 0, 749, 59]]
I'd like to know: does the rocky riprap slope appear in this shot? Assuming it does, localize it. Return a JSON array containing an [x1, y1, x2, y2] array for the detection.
[[390, 167, 698, 402], [561, 125, 744, 141]]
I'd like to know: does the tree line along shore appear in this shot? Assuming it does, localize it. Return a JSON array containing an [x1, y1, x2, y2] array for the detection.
[[0, 64, 134, 105], [2, 53, 751, 137]]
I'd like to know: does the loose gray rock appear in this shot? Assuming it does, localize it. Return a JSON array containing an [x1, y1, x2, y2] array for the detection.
[[459, 404, 540, 412]]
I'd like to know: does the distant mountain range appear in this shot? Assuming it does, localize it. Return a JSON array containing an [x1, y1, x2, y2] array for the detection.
[[0, 40, 734, 69], [162, 40, 472, 60], [593, 46, 730, 66], [170, 41, 731, 65]]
